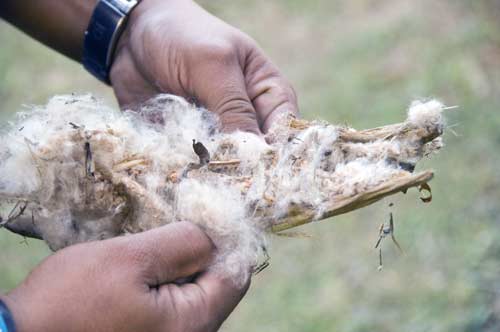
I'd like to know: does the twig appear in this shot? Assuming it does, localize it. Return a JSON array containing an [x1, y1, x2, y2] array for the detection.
[[269, 171, 434, 233]]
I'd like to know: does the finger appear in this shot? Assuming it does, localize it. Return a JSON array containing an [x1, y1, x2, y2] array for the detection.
[[192, 47, 262, 135], [244, 47, 300, 133], [167, 271, 251, 331], [194, 271, 251, 320], [113, 221, 215, 286]]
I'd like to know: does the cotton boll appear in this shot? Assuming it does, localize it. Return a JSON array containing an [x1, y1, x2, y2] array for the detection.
[[331, 160, 399, 198], [0, 138, 41, 196], [228, 131, 270, 167], [0, 94, 445, 284], [175, 179, 263, 285], [407, 99, 445, 129], [126, 95, 217, 170]]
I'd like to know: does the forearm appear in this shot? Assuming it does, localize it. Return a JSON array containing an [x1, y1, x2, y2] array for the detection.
[[0, 0, 98, 61]]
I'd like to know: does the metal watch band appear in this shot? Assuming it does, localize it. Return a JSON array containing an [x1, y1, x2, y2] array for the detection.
[[82, 0, 139, 84], [0, 300, 16, 332]]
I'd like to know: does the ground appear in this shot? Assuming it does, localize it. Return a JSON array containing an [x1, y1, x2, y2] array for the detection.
[[1, 0, 500, 331]]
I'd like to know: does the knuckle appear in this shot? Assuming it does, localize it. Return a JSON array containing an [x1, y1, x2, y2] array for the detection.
[[276, 83, 292, 99], [284, 80, 298, 101], [269, 77, 298, 106], [233, 30, 257, 48], [215, 96, 259, 133], [184, 292, 213, 332], [218, 97, 255, 116], [289, 85, 299, 102], [198, 40, 236, 63]]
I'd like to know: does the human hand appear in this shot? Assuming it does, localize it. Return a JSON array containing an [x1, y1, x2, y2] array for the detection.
[[110, 0, 299, 134], [1, 222, 249, 332]]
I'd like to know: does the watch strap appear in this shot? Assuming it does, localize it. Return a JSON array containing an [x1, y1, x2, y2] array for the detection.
[[0, 300, 16, 332], [82, 0, 139, 84]]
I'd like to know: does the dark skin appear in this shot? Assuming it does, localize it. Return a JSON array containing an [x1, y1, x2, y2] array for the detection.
[[2, 222, 250, 332], [0, 0, 299, 133], [0, 0, 300, 330]]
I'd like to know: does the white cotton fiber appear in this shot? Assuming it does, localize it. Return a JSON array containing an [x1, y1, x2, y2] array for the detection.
[[407, 100, 445, 129], [0, 94, 445, 285]]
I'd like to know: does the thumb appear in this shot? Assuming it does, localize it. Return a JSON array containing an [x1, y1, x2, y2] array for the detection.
[[111, 222, 215, 287], [212, 88, 261, 135], [193, 58, 262, 135], [171, 271, 251, 331], [244, 47, 299, 133]]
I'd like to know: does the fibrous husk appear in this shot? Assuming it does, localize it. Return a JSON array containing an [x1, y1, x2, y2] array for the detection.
[[0, 95, 445, 283]]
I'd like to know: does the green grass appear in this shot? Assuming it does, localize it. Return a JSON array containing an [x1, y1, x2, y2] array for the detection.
[[0, 232, 50, 290], [1, 0, 500, 331]]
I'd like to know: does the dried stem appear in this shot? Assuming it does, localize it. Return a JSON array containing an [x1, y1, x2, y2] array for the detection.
[[269, 171, 434, 233]]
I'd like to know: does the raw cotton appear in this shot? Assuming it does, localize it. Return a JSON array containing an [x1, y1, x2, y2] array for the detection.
[[0, 94, 446, 284]]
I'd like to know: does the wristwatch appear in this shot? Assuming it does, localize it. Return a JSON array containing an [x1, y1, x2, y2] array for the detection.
[[0, 300, 16, 332], [82, 0, 140, 84]]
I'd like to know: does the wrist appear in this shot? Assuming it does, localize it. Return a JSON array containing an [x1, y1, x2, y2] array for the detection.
[[107, 0, 166, 86], [109, 0, 198, 86], [1, 290, 40, 332], [83, 0, 143, 84]]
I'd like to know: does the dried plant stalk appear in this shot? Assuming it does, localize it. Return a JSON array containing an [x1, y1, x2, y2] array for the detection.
[[269, 171, 433, 233], [0, 95, 445, 259]]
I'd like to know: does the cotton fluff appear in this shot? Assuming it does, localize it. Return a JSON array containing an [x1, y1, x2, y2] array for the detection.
[[407, 99, 445, 129], [0, 94, 446, 284]]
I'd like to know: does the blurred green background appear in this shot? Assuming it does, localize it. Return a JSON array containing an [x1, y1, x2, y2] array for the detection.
[[1, 0, 499, 331]]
